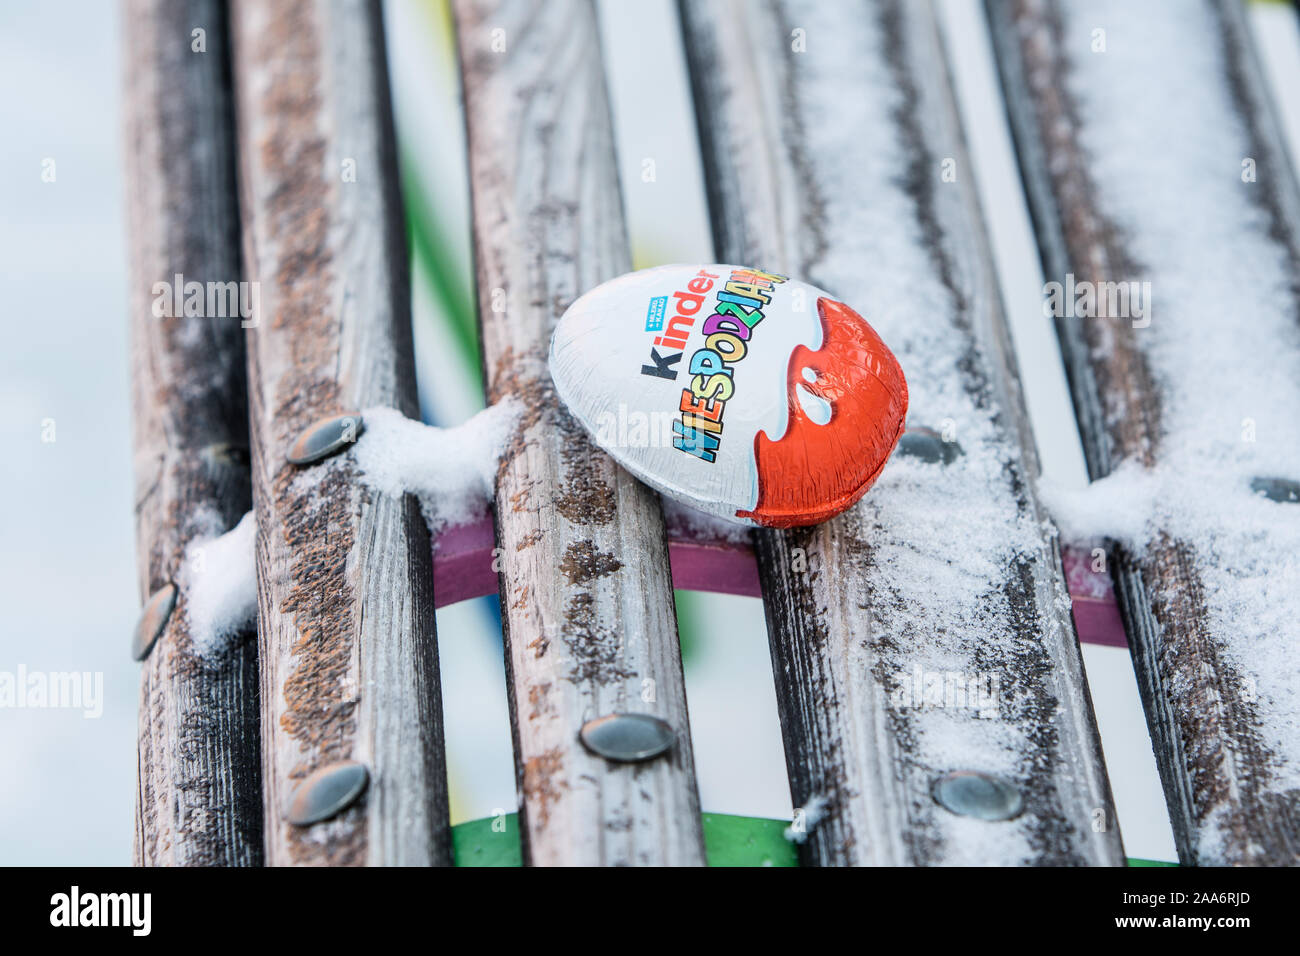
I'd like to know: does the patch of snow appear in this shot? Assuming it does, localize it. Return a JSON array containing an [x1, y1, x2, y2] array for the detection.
[[175, 402, 519, 658], [182, 510, 257, 658], [1038, 465, 1158, 546], [354, 401, 521, 531], [783, 793, 831, 844]]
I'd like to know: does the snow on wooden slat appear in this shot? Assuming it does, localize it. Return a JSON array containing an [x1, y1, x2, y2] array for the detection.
[[451, 0, 706, 866], [123, 0, 263, 867], [230, 0, 451, 865], [680, 0, 1123, 865], [988, 0, 1300, 864]]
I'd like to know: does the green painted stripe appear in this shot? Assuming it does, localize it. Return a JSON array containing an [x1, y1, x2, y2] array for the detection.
[[701, 812, 799, 867], [452, 811, 799, 866], [451, 813, 522, 867], [399, 152, 481, 390], [672, 589, 702, 666], [450, 811, 1179, 866]]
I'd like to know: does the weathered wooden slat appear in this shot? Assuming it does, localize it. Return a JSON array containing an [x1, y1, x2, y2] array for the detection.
[[988, 0, 1300, 864], [452, 0, 706, 865], [230, 0, 450, 866], [123, 0, 262, 867], [680, 0, 1123, 865]]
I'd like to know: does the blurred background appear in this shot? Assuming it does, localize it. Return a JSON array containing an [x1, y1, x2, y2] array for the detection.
[[4, 0, 1299, 865]]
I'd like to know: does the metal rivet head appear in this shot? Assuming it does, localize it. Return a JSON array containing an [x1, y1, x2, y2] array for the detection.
[[1250, 476, 1300, 504], [579, 713, 676, 763], [896, 427, 963, 465], [932, 771, 1023, 821], [132, 583, 177, 661], [287, 761, 369, 826], [287, 413, 365, 466]]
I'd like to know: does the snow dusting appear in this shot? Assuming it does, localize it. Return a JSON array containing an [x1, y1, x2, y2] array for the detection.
[[774, 0, 1069, 864], [1051, 0, 1300, 848]]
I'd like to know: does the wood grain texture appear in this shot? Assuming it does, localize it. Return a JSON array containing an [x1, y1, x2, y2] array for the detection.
[[230, 0, 449, 866], [453, 0, 706, 866], [988, 0, 1300, 864], [123, 0, 262, 867], [681, 0, 1122, 865]]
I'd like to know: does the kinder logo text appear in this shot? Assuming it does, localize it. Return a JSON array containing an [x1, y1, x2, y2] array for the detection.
[[50, 887, 151, 936], [638, 267, 788, 463]]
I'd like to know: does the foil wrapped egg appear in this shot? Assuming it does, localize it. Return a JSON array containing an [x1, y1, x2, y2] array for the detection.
[[548, 264, 908, 528]]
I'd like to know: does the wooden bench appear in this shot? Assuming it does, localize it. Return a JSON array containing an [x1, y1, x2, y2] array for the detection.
[[123, 0, 1300, 865]]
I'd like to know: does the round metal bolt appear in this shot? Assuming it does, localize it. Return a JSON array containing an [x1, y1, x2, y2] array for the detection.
[[1250, 476, 1300, 504], [287, 760, 369, 826], [579, 713, 676, 763], [132, 583, 177, 661], [287, 413, 365, 466], [895, 427, 963, 465], [932, 770, 1023, 821]]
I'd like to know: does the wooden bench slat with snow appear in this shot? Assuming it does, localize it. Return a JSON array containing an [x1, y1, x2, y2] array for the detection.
[[124, 0, 263, 867], [988, 0, 1300, 865], [230, 0, 451, 866], [451, 0, 707, 865], [679, 0, 1123, 865]]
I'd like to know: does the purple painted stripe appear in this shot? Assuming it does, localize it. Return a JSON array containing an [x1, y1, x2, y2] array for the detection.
[[1061, 546, 1130, 649], [431, 513, 762, 608], [667, 538, 761, 597], [431, 513, 498, 608], [430, 521, 1129, 650]]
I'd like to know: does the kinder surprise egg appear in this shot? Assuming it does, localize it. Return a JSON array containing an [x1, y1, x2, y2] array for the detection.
[[548, 264, 908, 528]]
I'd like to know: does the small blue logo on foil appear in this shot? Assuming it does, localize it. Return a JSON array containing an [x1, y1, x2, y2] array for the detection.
[[645, 295, 668, 332]]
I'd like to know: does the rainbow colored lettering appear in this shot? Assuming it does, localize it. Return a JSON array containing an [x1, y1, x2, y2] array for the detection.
[[664, 267, 788, 462]]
